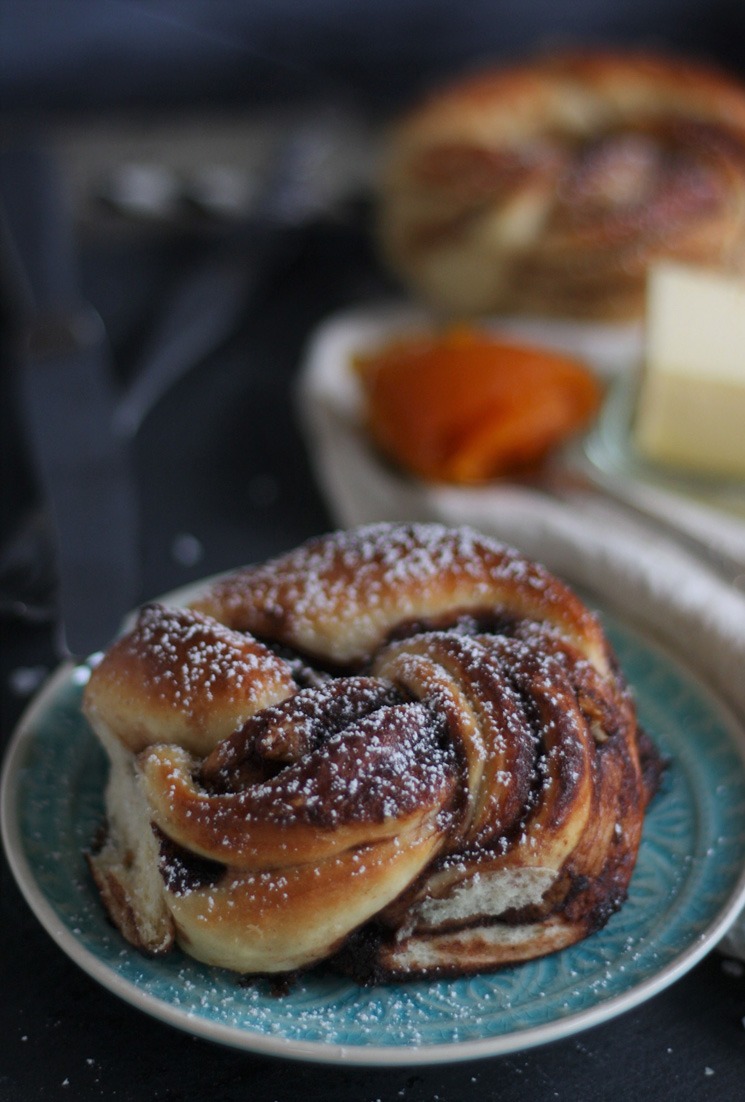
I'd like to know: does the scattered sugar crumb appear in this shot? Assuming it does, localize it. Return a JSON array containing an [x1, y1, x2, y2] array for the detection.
[[9, 665, 48, 697], [171, 532, 204, 567]]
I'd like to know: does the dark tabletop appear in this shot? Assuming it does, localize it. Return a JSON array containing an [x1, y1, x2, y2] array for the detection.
[[2, 41, 745, 1093]]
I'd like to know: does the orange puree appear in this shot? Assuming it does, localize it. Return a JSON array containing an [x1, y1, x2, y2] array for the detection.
[[353, 327, 602, 483]]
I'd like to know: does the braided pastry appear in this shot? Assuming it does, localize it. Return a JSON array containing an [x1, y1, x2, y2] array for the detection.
[[377, 50, 745, 319], [84, 523, 662, 980]]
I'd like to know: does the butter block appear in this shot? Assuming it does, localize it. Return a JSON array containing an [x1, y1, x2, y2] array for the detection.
[[634, 263, 745, 480]]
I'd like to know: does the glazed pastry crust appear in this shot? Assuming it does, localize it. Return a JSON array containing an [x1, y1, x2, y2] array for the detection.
[[191, 522, 611, 673], [378, 50, 745, 319], [84, 523, 662, 979]]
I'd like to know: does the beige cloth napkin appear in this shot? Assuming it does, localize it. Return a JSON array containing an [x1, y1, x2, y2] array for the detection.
[[297, 303, 745, 958]]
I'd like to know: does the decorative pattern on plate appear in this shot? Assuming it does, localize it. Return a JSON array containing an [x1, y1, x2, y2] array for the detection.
[[3, 613, 745, 1065]]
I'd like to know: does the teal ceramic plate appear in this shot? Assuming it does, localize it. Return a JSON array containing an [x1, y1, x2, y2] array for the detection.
[[3, 612, 745, 1066]]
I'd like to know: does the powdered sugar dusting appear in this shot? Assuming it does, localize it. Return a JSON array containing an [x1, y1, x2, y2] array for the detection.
[[196, 522, 602, 668], [121, 604, 293, 711], [87, 521, 655, 983], [253, 702, 456, 829]]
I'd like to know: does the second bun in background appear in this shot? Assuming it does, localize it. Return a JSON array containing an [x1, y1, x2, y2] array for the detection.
[[377, 49, 745, 321]]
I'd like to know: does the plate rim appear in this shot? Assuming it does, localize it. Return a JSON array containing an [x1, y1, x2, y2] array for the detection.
[[3, 609, 745, 1067]]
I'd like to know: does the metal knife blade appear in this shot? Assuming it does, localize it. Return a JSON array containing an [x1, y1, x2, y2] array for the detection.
[[0, 144, 139, 657]]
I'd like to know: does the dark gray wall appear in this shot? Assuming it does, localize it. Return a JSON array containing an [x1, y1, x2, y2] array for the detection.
[[2, 0, 744, 117]]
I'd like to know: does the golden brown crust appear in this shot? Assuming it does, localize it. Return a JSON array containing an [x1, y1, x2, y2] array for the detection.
[[395, 51, 745, 139], [83, 522, 661, 979], [192, 522, 611, 674], [84, 603, 296, 755], [378, 48, 745, 319]]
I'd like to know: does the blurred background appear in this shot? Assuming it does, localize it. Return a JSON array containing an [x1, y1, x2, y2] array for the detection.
[[2, 0, 745, 116]]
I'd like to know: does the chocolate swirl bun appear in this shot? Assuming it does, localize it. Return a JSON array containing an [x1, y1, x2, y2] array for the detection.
[[84, 523, 662, 980], [377, 50, 745, 319]]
